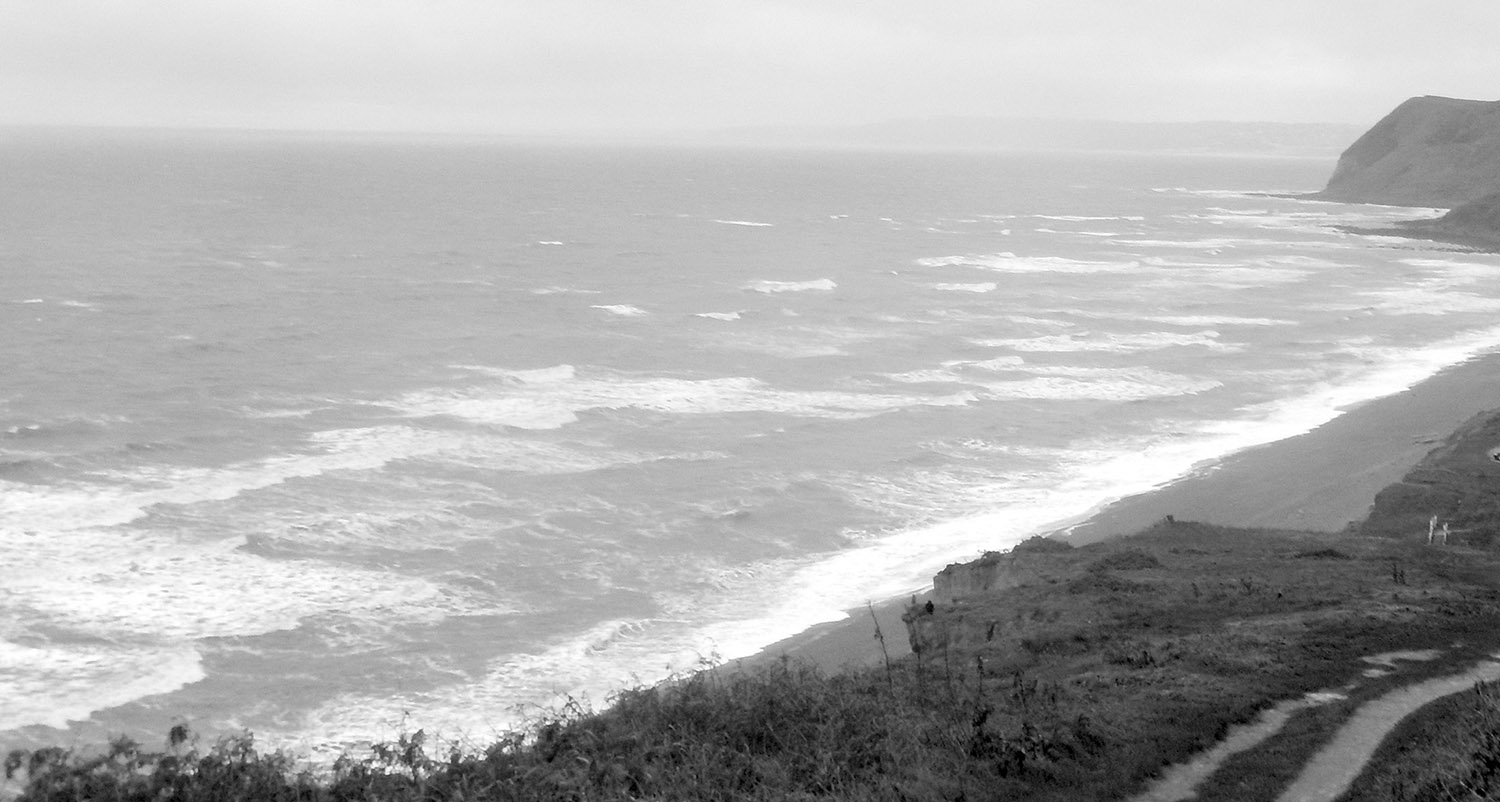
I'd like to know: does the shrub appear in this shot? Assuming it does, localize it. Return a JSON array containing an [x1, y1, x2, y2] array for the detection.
[[1087, 550, 1162, 572]]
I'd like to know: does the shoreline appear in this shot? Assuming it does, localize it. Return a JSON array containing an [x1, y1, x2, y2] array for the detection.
[[745, 349, 1500, 673], [1336, 223, 1500, 254]]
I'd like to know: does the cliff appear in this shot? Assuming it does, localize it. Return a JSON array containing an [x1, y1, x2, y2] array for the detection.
[[929, 535, 1074, 604], [1358, 408, 1500, 545], [1317, 95, 1500, 208]]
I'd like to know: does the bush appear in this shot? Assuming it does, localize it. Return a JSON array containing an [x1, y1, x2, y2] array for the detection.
[[1087, 550, 1162, 572], [1294, 548, 1351, 560], [1013, 536, 1074, 554]]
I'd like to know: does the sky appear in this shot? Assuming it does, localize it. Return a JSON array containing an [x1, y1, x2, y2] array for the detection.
[[2, 0, 1498, 135]]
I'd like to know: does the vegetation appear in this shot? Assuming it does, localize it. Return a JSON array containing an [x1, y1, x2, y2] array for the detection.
[[12, 521, 1500, 800], [1341, 678, 1500, 801]]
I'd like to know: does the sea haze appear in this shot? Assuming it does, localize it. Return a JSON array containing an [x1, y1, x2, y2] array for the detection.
[[3, 133, 1498, 758]]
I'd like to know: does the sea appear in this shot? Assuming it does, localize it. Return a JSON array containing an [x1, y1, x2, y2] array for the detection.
[[4, 130, 1500, 760]]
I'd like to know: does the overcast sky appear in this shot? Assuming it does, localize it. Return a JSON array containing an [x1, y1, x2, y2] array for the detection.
[[3, 0, 1497, 135]]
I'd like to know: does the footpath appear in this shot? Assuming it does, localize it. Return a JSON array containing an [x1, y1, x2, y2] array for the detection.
[[1132, 650, 1500, 802]]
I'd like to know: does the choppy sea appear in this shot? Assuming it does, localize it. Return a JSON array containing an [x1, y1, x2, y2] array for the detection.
[[4, 131, 1499, 758]]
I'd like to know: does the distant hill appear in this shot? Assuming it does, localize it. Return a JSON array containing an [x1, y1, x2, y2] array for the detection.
[[1316, 95, 1500, 207], [702, 117, 1362, 157]]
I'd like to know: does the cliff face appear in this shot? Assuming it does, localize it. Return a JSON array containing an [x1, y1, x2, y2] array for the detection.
[[1359, 408, 1500, 545], [933, 552, 1050, 605], [931, 536, 1075, 604], [1317, 95, 1500, 208]]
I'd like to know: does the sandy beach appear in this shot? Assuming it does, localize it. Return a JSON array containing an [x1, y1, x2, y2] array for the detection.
[[749, 349, 1500, 673]]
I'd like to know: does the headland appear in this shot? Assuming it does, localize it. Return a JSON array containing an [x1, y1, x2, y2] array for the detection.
[[1313, 94, 1500, 249]]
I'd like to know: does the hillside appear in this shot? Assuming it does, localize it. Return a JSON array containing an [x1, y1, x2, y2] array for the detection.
[[1386, 189, 1500, 249], [1316, 95, 1500, 207], [1360, 407, 1500, 543]]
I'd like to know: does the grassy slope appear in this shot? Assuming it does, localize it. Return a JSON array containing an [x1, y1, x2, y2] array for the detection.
[[15, 521, 1500, 801], [1336, 679, 1500, 801]]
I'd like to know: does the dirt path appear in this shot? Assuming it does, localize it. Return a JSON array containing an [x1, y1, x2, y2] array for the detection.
[[1129, 692, 1345, 802], [1275, 656, 1500, 802], [1130, 650, 1493, 802]]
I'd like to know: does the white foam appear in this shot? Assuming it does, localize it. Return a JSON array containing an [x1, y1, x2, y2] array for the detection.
[[1401, 257, 1500, 278], [925, 282, 997, 292], [712, 219, 774, 227], [1352, 287, 1500, 316], [885, 369, 960, 385], [396, 367, 974, 430], [0, 641, 206, 731], [1258, 255, 1346, 269], [536, 241, 564, 245], [975, 375, 1220, 401], [532, 286, 599, 295], [287, 616, 700, 758], [1108, 237, 1259, 250], [1139, 256, 1232, 269], [1073, 311, 1292, 327], [918, 253, 1146, 275], [695, 311, 743, 321], [0, 422, 645, 535], [1033, 214, 1145, 222], [744, 279, 837, 293], [2, 526, 489, 644], [455, 364, 577, 383], [962, 355, 1027, 370], [1149, 187, 1266, 198], [887, 361, 1219, 400], [1, 426, 430, 533], [590, 304, 648, 317], [0, 527, 502, 735], [1187, 207, 1368, 235], [970, 330, 1239, 353], [1004, 316, 1073, 329]]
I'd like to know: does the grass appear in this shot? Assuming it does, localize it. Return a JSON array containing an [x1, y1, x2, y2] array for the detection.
[[13, 521, 1500, 801], [1336, 679, 1500, 801]]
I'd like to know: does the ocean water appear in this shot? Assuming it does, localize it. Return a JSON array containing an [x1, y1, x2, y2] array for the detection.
[[4, 131, 1500, 758]]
